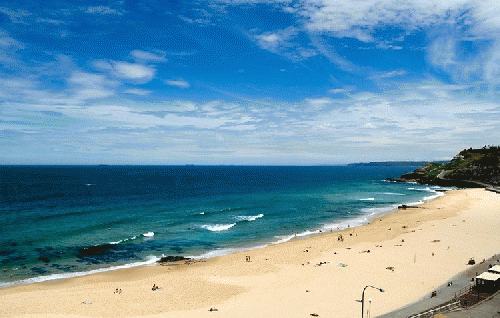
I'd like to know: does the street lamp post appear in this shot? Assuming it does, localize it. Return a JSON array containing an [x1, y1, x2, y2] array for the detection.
[[361, 285, 384, 318]]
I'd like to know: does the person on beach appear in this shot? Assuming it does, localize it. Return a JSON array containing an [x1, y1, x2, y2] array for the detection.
[[152, 284, 157, 291]]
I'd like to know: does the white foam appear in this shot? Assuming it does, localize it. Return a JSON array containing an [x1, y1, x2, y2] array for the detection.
[[273, 229, 322, 244], [382, 192, 405, 196], [359, 198, 375, 201], [189, 245, 268, 259], [235, 214, 264, 221], [361, 204, 400, 214], [423, 190, 445, 201], [323, 215, 369, 232], [109, 234, 140, 245], [0, 255, 160, 289], [143, 232, 154, 237], [199, 212, 205, 215], [408, 186, 435, 192], [273, 234, 295, 244], [200, 223, 236, 232]]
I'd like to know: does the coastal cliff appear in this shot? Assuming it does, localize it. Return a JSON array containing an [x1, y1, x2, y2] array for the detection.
[[389, 146, 500, 188]]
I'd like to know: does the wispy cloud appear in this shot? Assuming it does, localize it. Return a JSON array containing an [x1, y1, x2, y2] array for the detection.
[[92, 61, 157, 83], [130, 50, 167, 63], [83, 6, 125, 16], [123, 89, 152, 96], [165, 79, 190, 88], [2, 0, 500, 164], [0, 7, 31, 23], [35, 18, 66, 25], [254, 27, 298, 53]]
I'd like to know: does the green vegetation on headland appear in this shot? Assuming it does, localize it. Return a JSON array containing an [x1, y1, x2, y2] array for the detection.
[[388, 146, 500, 188]]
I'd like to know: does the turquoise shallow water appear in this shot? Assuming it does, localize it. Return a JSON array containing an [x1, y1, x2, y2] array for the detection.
[[0, 165, 446, 287]]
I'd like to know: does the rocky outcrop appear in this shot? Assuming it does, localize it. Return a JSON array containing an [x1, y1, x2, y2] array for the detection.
[[157, 255, 190, 263], [388, 146, 500, 188]]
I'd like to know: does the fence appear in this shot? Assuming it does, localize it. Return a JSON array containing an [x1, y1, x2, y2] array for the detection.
[[407, 300, 461, 318], [454, 284, 474, 300]]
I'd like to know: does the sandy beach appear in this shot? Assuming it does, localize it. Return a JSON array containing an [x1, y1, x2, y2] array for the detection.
[[1, 188, 500, 318]]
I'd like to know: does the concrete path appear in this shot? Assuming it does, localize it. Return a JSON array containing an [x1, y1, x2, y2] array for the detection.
[[443, 292, 500, 318], [377, 255, 500, 318]]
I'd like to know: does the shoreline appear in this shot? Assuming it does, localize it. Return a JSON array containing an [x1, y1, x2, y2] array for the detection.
[[2, 188, 500, 317], [0, 184, 447, 289]]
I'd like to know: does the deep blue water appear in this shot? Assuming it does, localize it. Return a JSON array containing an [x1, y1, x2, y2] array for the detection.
[[0, 165, 445, 287]]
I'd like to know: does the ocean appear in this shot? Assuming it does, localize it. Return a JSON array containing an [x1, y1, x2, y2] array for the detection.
[[0, 165, 447, 287]]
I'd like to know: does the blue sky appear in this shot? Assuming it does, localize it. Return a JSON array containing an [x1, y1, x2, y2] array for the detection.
[[1, 0, 500, 165]]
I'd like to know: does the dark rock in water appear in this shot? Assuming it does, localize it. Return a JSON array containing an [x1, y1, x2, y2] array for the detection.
[[398, 204, 419, 209], [157, 255, 190, 263], [31, 267, 49, 275], [38, 256, 50, 263], [77, 244, 116, 257], [2, 255, 26, 264]]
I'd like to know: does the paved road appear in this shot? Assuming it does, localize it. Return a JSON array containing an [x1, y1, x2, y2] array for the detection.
[[377, 255, 500, 318]]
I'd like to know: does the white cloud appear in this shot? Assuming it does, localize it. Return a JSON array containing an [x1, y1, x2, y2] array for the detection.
[[0, 7, 31, 23], [130, 50, 167, 62], [484, 43, 500, 85], [301, 0, 470, 36], [0, 32, 25, 65], [69, 72, 117, 88], [0, 36, 24, 49], [123, 89, 152, 96], [211, 0, 291, 4], [83, 6, 124, 15], [369, 70, 407, 80], [418, 84, 469, 91], [379, 70, 406, 78], [93, 59, 158, 84], [254, 27, 298, 53], [166, 79, 190, 88], [74, 88, 114, 100], [92, 60, 113, 71], [428, 36, 458, 70], [68, 71, 116, 101], [166, 101, 197, 112], [329, 89, 347, 94], [112, 62, 156, 83], [178, 15, 212, 26], [36, 18, 65, 25], [329, 87, 354, 94], [221, 124, 256, 131], [74, 105, 224, 129], [304, 97, 333, 110]]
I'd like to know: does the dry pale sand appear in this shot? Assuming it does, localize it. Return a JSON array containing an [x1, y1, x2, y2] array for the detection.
[[1, 188, 500, 318]]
